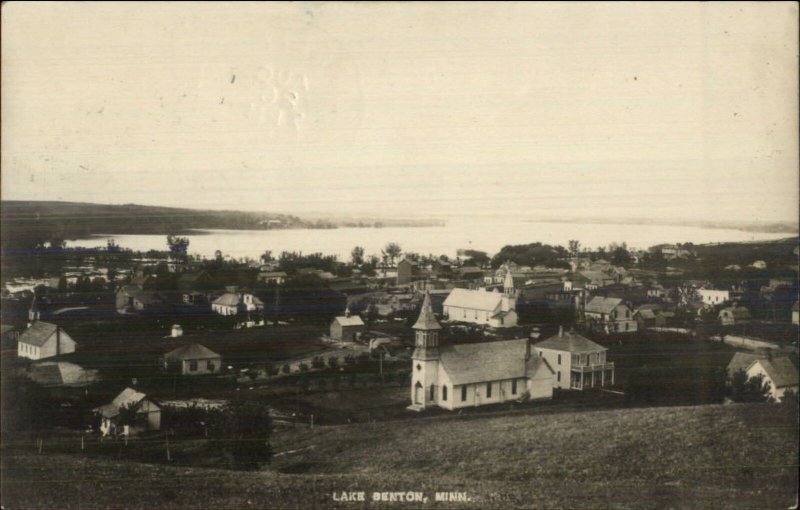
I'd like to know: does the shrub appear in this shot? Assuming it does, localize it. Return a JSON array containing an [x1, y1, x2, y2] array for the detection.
[[311, 357, 325, 369], [281, 364, 291, 375], [327, 356, 339, 369], [299, 363, 309, 372]]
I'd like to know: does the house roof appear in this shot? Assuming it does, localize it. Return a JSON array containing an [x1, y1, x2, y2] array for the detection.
[[533, 330, 607, 353], [749, 357, 799, 388], [18, 321, 59, 347], [164, 343, 221, 362], [719, 306, 751, 319], [334, 315, 365, 327], [94, 387, 149, 419], [727, 352, 761, 374], [29, 361, 98, 387], [577, 270, 614, 284], [443, 288, 503, 312], [585, 296, 625, 315], [210, 293, 264, 307], [439, 338, 550, 385], [413, 292, 441, 330]]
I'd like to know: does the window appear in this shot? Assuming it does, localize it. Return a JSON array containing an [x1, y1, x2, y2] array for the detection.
[[442, 386, 448, 401], [558, 354, 561, 365], [189, 361, 198, 371], [625, 322, 629, 331], [511, 379, 517, 395], [430, 385, 435, 401], [557, 371, 561, 382], [207, 361, 215, 371], [461, 386, 467, 401], [486, 382, 492, 398], [463, 310, 467, 318]]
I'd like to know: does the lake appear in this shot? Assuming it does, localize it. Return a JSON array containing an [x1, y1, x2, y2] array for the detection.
[[65, 218, 795, 262]]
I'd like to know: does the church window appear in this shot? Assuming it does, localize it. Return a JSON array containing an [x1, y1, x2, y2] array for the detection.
[[416, 364, 421, 371], [486, 382, 492, 398], [461, 386, 467, 401], [430, 385, 435, 401], [557, 371, 561, 382], [557, 354, 561, 365], [511, 380, 517, 395], [442, 386, 448, 401]]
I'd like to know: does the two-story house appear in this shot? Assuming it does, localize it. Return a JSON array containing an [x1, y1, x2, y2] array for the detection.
[[584, 296, 637, 333], [532, 328, 614, 390]]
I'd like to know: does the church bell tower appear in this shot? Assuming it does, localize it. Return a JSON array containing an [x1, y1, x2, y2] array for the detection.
[[409, 291, 441, 411]]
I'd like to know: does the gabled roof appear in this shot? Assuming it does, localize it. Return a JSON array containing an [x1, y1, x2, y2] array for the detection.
[[727, 352, 761, 374], [164, 343, 221, 362], [585, 296, 625, 315], [18, 321, 59, 347], [94, 387, 149, 419], [443, 288, 503, 312], [333, 315, 365, 327], [211, 293, 265, 307], [748, 357, 798, 389], [413, 292, 441, 330], [533, 330, 607, 353], [29, 361, 98, 387], [440, 338, 546, 385]]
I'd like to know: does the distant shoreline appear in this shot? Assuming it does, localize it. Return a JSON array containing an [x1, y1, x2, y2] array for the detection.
[[523, 218, 798, 236]]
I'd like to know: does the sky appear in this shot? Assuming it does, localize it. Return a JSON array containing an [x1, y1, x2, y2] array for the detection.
[[2, 2, 798, 225]]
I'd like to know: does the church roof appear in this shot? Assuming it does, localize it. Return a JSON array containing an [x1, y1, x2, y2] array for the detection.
[[18, 322, 60, 347], [413, 292, 441, 330], [443, 288, 503, 312], [534, 330, 607, 353], [439, 338, 550, 385]]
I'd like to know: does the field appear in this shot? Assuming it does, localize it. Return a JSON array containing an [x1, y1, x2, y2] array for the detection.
[[2, 403, 796, 509]]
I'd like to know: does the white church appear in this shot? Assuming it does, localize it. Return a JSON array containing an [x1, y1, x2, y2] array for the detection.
[[442, 270, 518, 328], [408, 292, 554, 411]]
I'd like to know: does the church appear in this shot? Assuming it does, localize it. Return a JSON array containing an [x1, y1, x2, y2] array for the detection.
[[408, 292, 554, 411], [442, 270, 518, 328]]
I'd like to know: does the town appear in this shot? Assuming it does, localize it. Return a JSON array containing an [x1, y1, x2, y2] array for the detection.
[[1, 231, 798, 507]]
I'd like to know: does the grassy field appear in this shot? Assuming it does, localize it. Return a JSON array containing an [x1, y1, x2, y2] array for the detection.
[[2, 403, 796, 509]]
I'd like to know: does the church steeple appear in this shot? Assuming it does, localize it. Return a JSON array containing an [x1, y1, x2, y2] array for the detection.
[[503, 267, 515, 296], [28, 293, 40, 322], [412, 291, 440, 360]]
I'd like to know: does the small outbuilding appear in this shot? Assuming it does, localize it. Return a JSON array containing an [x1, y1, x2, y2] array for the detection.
[[330, 308, 365, 341]]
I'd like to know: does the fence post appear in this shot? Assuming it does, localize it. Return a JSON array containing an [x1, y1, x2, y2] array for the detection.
[[166, 434, 172, 462], [37, 438, 42, 454], [310, 414, 314, 429], [81, 435, 85, 451]]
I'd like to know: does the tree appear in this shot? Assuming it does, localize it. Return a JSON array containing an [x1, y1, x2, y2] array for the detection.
[[208, 400, 272, 470], [350, 246, 365, 266], [383, 242, 402, 266], [166, 235, 190, 262], [568, 240, 581, 258], [728, 371, 774, 403], [260, 250, 273, 264]]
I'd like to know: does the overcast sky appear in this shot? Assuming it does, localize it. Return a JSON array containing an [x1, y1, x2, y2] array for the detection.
[[2, 2, 798, 224]]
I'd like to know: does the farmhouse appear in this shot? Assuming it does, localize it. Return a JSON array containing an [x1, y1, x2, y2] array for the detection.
[[330, 308, 365, 341], [17, 322, 77, 360], [532, 328, 614, 390], [94, 388, 161, 436], [744, 356, 798, 402], [163, 343, 222, 375], [442, 271, 518, 328], [408, 292, 553, 411], [211, 292, 264, 316], [584, 296, 637, 333]]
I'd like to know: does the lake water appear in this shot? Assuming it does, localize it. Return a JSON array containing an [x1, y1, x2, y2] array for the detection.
[[65, 218, 795, 262]]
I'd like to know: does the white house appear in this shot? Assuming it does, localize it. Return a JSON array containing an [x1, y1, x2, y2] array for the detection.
[[94, 387, 161, 436], [17, 322, 77, 360], [584, 297, 637, 333], [163, 343, 222, 376], [697, 289, 730, 306], [408, 292, 553, 412], [744, 357, 798, 402], [442, 271, 518, 328], [532, 328, 614, 390], [211, 293, 264, 316]]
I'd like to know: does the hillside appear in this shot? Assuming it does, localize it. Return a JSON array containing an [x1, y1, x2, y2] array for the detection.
[[2, 403, 796, 509]]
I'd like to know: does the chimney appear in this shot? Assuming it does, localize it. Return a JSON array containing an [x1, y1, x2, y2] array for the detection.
[[558, 325, 564, 337]]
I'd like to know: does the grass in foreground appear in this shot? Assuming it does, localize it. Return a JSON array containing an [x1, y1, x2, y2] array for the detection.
[[2, 403, 797, 509]]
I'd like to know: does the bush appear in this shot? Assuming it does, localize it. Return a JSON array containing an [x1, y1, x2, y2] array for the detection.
[[208, 399, 272, 470], [299, 363, 309, 372], [281, 364, 291, 375], [327, 356, 339, 369], [344, 354, 356, 365], [311, 357, 325, 370]]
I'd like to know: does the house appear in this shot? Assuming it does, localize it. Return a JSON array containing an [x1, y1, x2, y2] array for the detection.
[[442, 272, 518, 328], [792, 302, 799, 325], [584, 297, 637, 333], [408, 293, 554, 411], [176, 270, 217, 294], [744, 356, 798, 402], [719, 304, 752, 326], [27, 361, 99, 387], [573, 270, 616, 290], [532, 328, 614, 390], [17, 322, 77, 360], [633, 304, 674, 328], [397, 259, 423, 285], [330, 307, 365, 341], [726, 352, 762, 376], [163, 343, 222, 375], [94, 388, 161, 436], [697, 289, 730, 306], [258, 271, 287, 285], [211, 292, 264, 316], [115, 285, 170, 314]]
